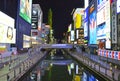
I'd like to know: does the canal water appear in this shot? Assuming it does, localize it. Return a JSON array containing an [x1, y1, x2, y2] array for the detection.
[[21, 49, 103, 81]]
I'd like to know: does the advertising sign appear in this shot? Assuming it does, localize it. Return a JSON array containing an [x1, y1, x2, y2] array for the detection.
[[97, 24, 106, 39], [89, 1, 97, 44], [84, 7, 89, 38], [0, 44, 6, 53], [108, 51, 112, 58], [97, 0, 111, 49], [111, 1, 117, 43], [19, 0, 32, 23], [104, 50, 106, 57], [70, 30, 75, 41], [106, 50, 108, 57], [89, 10, 97, 44], [0, 11, 16, 44], [75, 14, 82, 29], [76, 30, 79, 39], [117, 0, 120, 14], [82, 72, 87, 81], [97, 7, 106, 25], [118, 52, 120, 60], [105, 0, 111, 39], [68, 24, 72, 32], [112, 51, 114, 59], [23, 34, 31, 48], [97, 0, 111, 40], [73, 8, 84, 29], [114, 51, 118, 60]]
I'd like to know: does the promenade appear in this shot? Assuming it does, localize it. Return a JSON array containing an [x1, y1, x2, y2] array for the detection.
[[0, 47, 46, 81], [68, 47, 120, 81]]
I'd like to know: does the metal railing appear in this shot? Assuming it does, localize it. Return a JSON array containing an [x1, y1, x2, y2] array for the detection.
[[0, 47, 45, 81]]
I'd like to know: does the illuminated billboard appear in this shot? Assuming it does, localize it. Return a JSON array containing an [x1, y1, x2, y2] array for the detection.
[[0, 44, 7, 53], [97, 0, 111, 48], [23, 34, 31, 48], [84, 7, 89, 38], [68, 24, 72, 32], [89, 1, 97, 45], [70, 30, 75, 41], [19, 0, 32, 23], [117, 0, 120, 14], [75, 14, 82, 29], [0, 11, 16, 44], [73, 8, 84, 29], [82, 72, 87, 81], [97, 7, 105, 25]]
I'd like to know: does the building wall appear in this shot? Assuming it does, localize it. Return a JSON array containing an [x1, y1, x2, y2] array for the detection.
[[16, 0, 31, 49], [0, 0, 31, 49]]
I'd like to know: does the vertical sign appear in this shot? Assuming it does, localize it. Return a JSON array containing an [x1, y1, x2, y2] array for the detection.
[[111, 1, 117, 43]]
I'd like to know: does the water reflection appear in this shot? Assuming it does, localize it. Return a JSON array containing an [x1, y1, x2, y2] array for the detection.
[[23, 49, 100, 81]]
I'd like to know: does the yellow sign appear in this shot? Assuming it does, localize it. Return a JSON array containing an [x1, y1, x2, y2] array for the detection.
[[75, 14, 82, 29], [74, 75, 81, 81]]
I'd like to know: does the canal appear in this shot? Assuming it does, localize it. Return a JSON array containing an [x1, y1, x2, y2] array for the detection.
[[20, 49, 104, 81]]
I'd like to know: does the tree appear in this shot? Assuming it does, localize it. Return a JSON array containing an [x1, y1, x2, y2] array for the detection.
[[48, 8, 52, 29]]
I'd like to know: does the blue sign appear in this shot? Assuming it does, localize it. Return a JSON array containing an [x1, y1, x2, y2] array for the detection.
[[108, 51, 112, 58], [104, 50, 106, 57], [89, 10, 97, 44], [114, 51, 118, 60]]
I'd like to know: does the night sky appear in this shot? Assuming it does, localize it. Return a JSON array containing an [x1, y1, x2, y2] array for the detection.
[[33, 0, 84, 39]]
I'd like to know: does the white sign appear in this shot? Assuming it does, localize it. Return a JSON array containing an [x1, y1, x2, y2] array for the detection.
[[117, 0, 120, 14], [0, 11, 16, 44], [70, 30, 74, 41]]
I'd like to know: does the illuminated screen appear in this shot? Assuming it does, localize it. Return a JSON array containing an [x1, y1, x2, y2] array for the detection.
[[89, 10, 97, 44], [97, 0, 111, 41], [76, 30, 79, 39], [23, 35, 31, 48], [89, 75, 96, 81], [97, 23, 106, 39], [68, 24, 72, 32], [97, 0, 103, 5], [0, 44, 7, 53], [0, 11, 16, 44], [75, 14, 82, 29], [105, 38, 111, 49], [70, 30, 74, 41], [84, 22, 88, 38], [82, 72, 87, 81], [19, 0, 32, 23], [0, 25, 16, 43], [97, 7, 105, 25], [84, 8, 89, 38], [117, 0, 120, 13]]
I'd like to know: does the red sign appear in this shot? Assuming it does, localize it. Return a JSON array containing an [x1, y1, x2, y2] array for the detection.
[[112, 51, 114, 59], [106, 50, 108, 57], [118, 52, 120, 60]]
